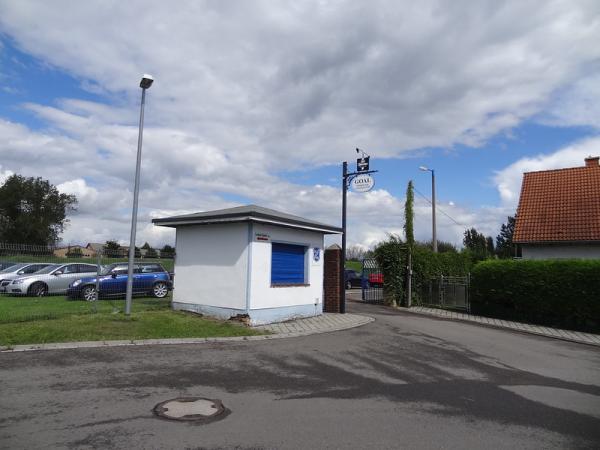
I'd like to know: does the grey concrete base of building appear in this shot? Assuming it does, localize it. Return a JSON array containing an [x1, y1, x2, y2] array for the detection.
[[172, 301, 322, 326]]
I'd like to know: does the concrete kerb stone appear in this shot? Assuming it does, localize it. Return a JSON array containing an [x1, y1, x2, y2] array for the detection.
[[400, 307, 600, 348], [0, 314, 375, 353]]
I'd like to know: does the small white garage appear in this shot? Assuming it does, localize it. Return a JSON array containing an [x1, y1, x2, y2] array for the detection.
[[152, 205, 342, 325]]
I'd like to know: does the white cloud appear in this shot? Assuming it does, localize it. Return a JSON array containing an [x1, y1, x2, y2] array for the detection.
[[0, 165, 14, 184], [0, 1, 599, 248], [541, 72, 600, 129], [1, 1, 599, 163], [57, 179, 98, 204]]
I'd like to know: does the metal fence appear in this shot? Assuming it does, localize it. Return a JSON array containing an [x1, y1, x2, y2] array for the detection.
[[361, 258, 385, 304], [417, 275, 470, 311], [0, 242, 174, 306]]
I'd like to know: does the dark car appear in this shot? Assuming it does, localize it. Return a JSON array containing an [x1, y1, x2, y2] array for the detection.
[[344, 269, 362, 289], [66, 263, 172, 301]]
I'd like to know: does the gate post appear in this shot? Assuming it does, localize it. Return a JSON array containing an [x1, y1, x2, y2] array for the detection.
[[440, 274, 444, 307], [323, 244, 342, 313], [406, 250, 412, 308]]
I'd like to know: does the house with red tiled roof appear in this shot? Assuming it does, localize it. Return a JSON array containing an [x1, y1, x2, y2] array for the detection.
[[513, 156, 600, 259]]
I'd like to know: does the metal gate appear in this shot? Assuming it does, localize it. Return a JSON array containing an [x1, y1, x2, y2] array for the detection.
[[419, 275, 470, 311], [361, 258, 384, 304]]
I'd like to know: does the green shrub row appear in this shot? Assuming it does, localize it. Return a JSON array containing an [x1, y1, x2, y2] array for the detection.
[[470, 259, 600, 332], [373, 237, 472, 306]]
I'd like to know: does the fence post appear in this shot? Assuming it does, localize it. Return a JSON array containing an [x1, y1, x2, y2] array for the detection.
[[406, 250, 412, 308], [440, 274, 444, 307], [93, 250, 101, 313], [467, 272, 471, 313]]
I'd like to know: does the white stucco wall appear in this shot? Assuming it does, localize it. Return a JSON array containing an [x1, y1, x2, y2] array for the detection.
[[248, 223, 324, 313], [174, 223, 248, 310], [521, 244, 600, 259]]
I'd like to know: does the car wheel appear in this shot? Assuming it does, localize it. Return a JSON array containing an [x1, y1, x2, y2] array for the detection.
[[346, 281, 352, 290], [82, 286, 97, 302], [152, 282, 168, 298], [28, 282, 47, 297]]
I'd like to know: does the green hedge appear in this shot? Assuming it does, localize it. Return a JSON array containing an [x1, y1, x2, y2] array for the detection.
[[411, 246, 471, 290], [470, 259, 600, 332], [373, 237, 472, 306]]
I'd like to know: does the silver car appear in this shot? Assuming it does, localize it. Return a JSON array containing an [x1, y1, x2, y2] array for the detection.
[[0, 263, 54, 293], [9, 263, 99, 296]]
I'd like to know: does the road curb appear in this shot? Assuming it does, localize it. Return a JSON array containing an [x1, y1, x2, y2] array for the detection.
[[0, 315, 375, 353], [398, 307, 600, 348]]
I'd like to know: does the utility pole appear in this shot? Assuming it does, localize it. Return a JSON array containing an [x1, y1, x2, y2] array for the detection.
[[419, 166, 437, 253], [431, 169, 437, 253]]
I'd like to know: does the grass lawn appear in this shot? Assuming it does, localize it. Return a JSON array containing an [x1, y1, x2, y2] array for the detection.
[[345, 260, 362, 272], [0, 295, 264, 346]]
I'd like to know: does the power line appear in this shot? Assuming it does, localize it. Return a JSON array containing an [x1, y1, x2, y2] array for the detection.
[[413, 186, 468, 228]]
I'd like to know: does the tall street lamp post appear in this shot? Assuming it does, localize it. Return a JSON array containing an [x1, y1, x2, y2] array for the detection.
[[125, 74, 154, 316], [419, 166, 437, 253]]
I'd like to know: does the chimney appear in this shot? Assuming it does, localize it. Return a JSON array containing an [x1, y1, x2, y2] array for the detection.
[[584, 156, 599, 167]]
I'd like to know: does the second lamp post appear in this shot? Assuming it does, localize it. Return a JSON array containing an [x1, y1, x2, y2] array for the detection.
[[419, 166, 437, 253]]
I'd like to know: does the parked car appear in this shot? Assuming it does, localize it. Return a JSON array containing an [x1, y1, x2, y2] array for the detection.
[[367, 272, 384, 288], [344, 269, 362, 289], [0, 263, 54, 293], [8, 263, 98, 296], [66, 263, 172, 300], [0, 261, 18, 271]]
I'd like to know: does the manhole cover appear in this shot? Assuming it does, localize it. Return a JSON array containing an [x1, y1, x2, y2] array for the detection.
[[153, 397, 228, 422]]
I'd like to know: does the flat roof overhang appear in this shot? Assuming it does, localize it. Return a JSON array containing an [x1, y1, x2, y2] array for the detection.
[[152, 216, 342, 234]]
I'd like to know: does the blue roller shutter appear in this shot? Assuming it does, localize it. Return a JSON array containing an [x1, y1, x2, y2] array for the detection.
[[271, 243, 306, 285]]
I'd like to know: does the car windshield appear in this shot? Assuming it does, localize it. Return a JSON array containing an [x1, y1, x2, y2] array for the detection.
[[0, 263, 27, 274], [32, 264, 60, 275]]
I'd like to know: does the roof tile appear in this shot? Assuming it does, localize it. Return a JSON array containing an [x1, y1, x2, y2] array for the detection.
[[513, 163, 600, 243]]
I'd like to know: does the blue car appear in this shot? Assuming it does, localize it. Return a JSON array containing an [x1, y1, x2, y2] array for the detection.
[[66, 263, 172, 301]]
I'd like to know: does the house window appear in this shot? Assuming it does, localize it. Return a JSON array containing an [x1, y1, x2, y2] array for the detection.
[[271, 243, 306, 285]]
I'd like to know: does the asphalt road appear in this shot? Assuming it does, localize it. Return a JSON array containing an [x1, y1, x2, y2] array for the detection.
[[1, 297, 599, 449]]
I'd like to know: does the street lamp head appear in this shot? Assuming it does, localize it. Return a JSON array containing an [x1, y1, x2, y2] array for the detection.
[[419, 166, 430, 172], [140, 74, 154, 89]]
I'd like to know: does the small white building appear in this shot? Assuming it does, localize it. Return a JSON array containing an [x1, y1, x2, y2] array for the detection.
[[152, 205, 341, 325]]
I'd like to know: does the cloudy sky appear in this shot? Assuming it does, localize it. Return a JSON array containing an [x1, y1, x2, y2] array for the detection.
[[0, 0, 599, 249]]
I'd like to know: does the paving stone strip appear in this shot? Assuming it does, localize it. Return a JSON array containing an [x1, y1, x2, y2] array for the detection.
[[0, 313, 374, 353], [403, 306, 600, 347]]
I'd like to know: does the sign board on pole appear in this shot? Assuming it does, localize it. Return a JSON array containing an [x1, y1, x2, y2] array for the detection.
[[357, 156, 370, 172], [351, 174, 375, 192]]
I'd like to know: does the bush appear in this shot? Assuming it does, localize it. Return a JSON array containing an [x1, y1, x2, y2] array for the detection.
[[373, 237, 473, 306], [373, 235, 406, 306], [411, 244, 471, 286], [470, 259, 600, 332]]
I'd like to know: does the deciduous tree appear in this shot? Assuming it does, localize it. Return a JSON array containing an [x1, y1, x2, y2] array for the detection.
[[0, 174, 77, 245], [463, 228, 493, 261], [160, 244, 175, 258], [142, 242, 158, 258]]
